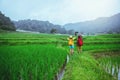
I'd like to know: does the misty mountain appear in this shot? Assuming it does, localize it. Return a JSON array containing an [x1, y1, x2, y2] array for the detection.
[[0, 11, 16, 31], [64, 13, 120, 33], [14, 20, 67, 34]]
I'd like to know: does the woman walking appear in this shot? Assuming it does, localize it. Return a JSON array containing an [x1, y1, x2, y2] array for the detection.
[[77, 35, 83, 53]]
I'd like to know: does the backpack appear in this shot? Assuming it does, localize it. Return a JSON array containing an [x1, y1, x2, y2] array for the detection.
[[77, 38, 83, 46], [68, 39, 73, 45]]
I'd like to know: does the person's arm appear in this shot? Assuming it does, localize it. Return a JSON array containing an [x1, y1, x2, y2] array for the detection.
[[67, 38, 69, 40], [73, 36, 76, 40]]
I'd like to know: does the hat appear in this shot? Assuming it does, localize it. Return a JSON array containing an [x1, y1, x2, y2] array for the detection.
[[69, 35, 72, 38]]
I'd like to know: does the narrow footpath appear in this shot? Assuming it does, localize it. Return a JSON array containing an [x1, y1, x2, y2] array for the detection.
[[62, 52, 115, 80]]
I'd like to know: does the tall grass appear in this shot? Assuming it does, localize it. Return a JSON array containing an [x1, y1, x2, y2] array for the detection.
[[0, 32, 120, 80], [0, 44, 67, 80], [63, 34, 120, 80], [63, 53, 115, 80], [98, 56, 120, 80], [0, 32, 68, 45]]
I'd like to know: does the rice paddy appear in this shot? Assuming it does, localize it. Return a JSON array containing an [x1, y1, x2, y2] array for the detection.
[[0, 32, 120, 80], [63, 34, 120, 80]]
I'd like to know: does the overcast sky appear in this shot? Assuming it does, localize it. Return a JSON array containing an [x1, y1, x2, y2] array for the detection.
[[0, 0, 120, 25]]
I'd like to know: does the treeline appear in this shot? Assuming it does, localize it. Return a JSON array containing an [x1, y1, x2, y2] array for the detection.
[[0, 11, 16, 31]]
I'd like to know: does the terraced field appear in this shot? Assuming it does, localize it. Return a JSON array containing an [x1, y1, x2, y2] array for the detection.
[[63, 34, 120, 80], [0, 32, 68, 80], [0, 32, 120, 80]]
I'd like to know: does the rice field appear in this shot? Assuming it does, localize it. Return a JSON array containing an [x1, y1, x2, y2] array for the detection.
[[63, 33, 120, 80], [0, 32, 67, 45], [0, 32, 68, 80], [97, 54, 120, 80], [0, 44, 67, 80], [83, 34, 120, 80], [0, 32, 120, 80]]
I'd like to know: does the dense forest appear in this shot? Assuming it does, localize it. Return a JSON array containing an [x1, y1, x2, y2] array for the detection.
[[0, 11, 16, 31]]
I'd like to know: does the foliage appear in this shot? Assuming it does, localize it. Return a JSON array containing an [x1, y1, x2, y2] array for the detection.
[[50, 28, 57, 33], [0, 44, 67, 80], [63, 33, 120, 80], [0, 11, 16, 31], [63, 53, 115, 80], [0, 32, 120, 80]]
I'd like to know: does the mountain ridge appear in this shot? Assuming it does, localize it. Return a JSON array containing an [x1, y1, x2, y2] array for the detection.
[[14, 19, 67, 34], [63, 13, 120, 33]]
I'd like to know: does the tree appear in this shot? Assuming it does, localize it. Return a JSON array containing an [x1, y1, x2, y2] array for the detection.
[[67, 29, 74, 35], [50, 28, 57, 33], [107, 31, 113, 34], [75, 32, 78, 36], [0, 11, 16, 31]]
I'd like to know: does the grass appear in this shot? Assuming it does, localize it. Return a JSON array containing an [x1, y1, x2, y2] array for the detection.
[[62, 34, 120, 80], [97, 54, 120, 80], [0, 44, 67, 80], [63, 52, 115, 80], [0, 32, 68, 45], [0, 32, 120, 80]]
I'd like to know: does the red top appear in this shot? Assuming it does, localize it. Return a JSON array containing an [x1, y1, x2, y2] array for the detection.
[[77, 36, 83, 46]]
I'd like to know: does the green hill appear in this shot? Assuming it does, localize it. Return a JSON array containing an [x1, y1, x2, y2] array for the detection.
[[0, 11, 16, 31]]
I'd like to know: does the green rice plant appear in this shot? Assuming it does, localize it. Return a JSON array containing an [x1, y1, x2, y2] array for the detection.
[[0, 32, 68, 45], [0, 44, 67, 80], [63, 52, 115, 80], [98, 56, 120, 80], [0, 32, 120, 80]]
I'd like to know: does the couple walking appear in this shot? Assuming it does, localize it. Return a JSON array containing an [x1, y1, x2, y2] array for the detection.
[[68, 35, 83, 55]]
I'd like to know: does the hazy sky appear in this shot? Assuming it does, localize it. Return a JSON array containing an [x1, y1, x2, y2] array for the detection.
[[0, 0, 120, 25]]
